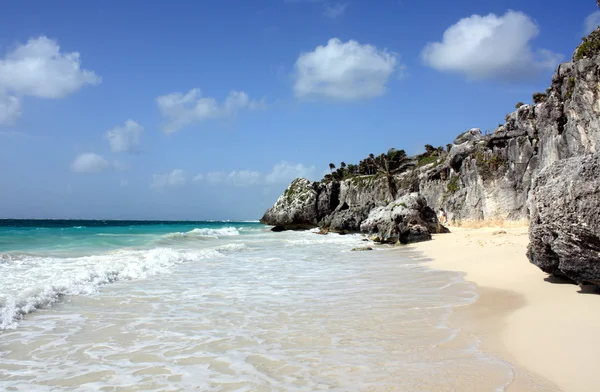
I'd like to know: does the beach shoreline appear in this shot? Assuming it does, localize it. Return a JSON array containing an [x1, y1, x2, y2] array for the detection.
[[410, 226, 600, 392]]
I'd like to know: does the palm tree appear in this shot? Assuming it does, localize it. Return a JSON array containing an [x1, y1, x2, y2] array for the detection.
[[329, 163, 336, 173], [374, 148, 414, 200], [424, 144, 436, 155]]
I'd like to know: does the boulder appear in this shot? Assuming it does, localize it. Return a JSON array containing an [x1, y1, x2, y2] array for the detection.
[[360, 193, 449, 244], [527, 154, 600, 285], [321, 205, 373, 234], [260, 178, 318, 231]]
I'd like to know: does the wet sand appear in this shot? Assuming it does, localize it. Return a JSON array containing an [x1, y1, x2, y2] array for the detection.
[[411, 226, 600, 392]]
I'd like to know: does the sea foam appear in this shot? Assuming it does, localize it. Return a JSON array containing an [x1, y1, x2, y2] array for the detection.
[[0, 247, 222, 330]]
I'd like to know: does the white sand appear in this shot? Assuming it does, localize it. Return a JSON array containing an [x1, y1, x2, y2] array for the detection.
[[410, 226, 600, 392]]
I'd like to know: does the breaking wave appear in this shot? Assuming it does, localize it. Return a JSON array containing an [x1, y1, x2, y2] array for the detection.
[[0, 247, 223, 330], [160, 227, 241, 240]]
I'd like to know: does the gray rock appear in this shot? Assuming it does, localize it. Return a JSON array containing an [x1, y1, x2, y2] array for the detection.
[[260, 178, 318, 231], [527, 154, 600, 285], [359, 193, 448, 244], [351, 246, 373, 252], [261, 39, 600, 286]]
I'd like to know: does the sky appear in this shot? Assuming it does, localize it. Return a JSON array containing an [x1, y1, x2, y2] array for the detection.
[[0, 0, 597, 220]]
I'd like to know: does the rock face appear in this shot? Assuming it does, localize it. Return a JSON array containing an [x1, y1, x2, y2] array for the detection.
[[419, 54, 600, 223], [262, 28, 600, 279], [527, 154, 600, 285], [263, 51, 600, 228], [360, 193, 448, 244], [260, 178, 318, 231]]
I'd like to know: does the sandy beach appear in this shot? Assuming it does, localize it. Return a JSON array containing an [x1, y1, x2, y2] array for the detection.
[[410, 226, 600, 392]]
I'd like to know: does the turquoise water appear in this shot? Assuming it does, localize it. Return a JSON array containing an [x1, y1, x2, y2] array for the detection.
[[0, 220, 261, 256], [0, 220, 264, 330], [0, 219, 545, 390]]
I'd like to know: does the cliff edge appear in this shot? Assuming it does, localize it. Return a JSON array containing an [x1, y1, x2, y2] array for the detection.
[[262, 28, 600, 282]]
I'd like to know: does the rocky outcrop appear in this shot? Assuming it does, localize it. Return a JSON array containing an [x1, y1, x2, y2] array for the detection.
[[527, 154, 600, 285], [264, 50, 600, 228], [360, 193, 448, 244], [417, 52, 600, 222], [316, 176, 393, 233], [262, 29, 600, 282], [260, 178, 318, 231]]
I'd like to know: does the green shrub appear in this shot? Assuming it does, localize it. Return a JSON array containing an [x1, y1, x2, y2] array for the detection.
[[515, 102, 524, 109], [417, 155, 439, 167], [474, 151, 507, 181], [566, 76, 576, 100], [574, 37, 600, 61], [446, 176, 460, 193], [532, 92, 548, 104]]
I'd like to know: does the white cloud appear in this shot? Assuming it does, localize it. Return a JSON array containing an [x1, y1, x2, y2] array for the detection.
[[195, 161, 316, 187], [421, 10, 562, 81], [584, 11, 600, 35], [105, 120, 143, 153], [156, 89, 265, 134], [202, 170, 263, 187], [0, 94, 21, 125], [0, 36, 100, 99], [0, 36, 99, 125], [151, 169, 187, 189], [294, 38, 398, 100], [70, 153, 109, 173], [265, 161, 316, 184], [324, 3, 347, 19]]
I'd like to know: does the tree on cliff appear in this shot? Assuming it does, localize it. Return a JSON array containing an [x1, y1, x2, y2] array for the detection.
[[374, 148, 413, 200], [329, 163, 336, 173], [346, 164, 357, 175]]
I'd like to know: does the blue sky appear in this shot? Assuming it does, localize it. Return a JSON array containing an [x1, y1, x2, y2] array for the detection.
[[0, 0, 597, 220]]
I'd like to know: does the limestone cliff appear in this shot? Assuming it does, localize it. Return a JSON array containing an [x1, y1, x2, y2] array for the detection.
[[261, 29, 600, 261], [528, 154, 600, 285]]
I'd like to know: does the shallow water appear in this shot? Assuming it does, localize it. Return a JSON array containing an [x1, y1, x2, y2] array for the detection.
[[0, 220, 534, 391]]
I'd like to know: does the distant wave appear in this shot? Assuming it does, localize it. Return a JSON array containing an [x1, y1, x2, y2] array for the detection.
[[160, 227, 241, 241], [0, 247, 223, 330], [216, 243, 250, 252], [188, 227, 240, 236]]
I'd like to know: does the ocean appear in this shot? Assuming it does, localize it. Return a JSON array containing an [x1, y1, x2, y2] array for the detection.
[[0, 219, 520, 391]]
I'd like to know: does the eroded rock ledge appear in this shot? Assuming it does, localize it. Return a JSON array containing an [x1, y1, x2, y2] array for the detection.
[[262, 28, 600, 275]]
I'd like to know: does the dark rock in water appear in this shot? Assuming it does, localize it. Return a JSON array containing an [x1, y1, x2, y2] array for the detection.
[[260, 178, 318, 231], [528, 154, 600, 285], [351, 246, 373, 251], [360, 193, 448, 244]]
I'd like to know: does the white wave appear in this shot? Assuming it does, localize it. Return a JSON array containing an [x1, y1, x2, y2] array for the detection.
[[187, 227, 240, 236], [217, 243, 249, 252], [160, 227, 241, 241], [0, 247, 223, 330], [285, 233, 364, 246]]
